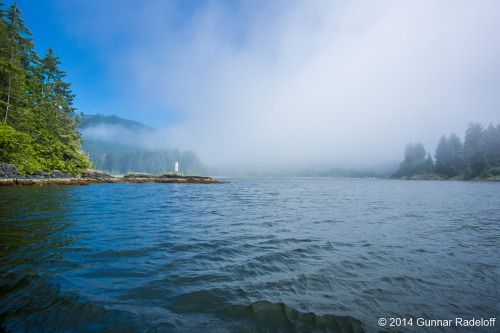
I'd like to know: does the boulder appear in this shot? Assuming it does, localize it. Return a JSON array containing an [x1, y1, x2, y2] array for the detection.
[[51, 170, 75, 178], [80, 170, 113, 179], [0, 163, 21, 178], [122, 172, 153, 180], [157, 173, 183, 179], [35, 170, 50, 178]]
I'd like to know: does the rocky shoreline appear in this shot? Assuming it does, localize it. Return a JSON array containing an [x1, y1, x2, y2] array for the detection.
[[0, 163, 227, 186]]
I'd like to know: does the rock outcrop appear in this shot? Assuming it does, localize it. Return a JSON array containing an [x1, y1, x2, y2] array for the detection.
[[51, 170, 75, 178], [123, 172, 225, 184], [400, 174, 445, 181], [80, 170, 114, 179], [0, 163, 21, 178], [0, 165, 226, 186]]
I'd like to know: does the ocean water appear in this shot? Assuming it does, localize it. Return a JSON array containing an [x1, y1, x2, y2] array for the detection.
[[0, 178, 499, 332]]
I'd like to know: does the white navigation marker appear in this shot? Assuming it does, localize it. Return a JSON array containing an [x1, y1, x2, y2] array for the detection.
[[175, 162, 179, 172]]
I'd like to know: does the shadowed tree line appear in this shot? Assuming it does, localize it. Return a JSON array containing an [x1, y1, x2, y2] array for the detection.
[[96, 149, 205, 176], [80, 115, 207, 175], [393, 122, 500, 180], [0, 2, 90, 174]]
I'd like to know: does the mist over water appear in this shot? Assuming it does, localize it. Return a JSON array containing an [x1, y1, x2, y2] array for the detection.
[[80, 120, 400, 176], [41, 1, 498, 170], [1, 179, 499, 332]]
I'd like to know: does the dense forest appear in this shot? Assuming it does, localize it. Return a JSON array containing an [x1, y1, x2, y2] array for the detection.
[[81, 114, 153, 131], [0, 2, 90, 174], [392, 122, 500, 180], [93, 149, 205, 176], [81, 114, 206, 175]]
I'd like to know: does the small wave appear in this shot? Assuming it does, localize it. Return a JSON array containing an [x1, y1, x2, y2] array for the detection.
[[167, 289, 229, 314], [0, 273, 141, 332], [164, 290, 366, 332], [220, 300, 366, 332]]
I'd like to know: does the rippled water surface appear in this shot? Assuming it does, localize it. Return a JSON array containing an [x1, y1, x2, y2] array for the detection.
[[1, 179, 499, 332]]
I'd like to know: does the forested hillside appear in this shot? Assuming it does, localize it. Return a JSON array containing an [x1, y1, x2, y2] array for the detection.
[[81, 114, 153, 132], [81, 114, 206, 175], [0, 2, 90, 174], [393, 122, 500, 180]]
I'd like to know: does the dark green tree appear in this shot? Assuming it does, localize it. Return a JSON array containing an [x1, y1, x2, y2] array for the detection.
[[448, 133, 464, 177], [102, 152, 114, 172], [425, 152, 435, 174], [435, 135, 450, 176], [2, 2, 38, 129], [484, 123, 500, 168], [5, 2, 35, 68], [404, 142, 426, 163], [435, 133, 463, 178], [392, 142, 430, 178], [0, 2, 90, 174], [463, 122, 487, 179]]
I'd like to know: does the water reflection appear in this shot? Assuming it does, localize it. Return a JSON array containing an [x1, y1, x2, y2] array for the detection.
[[0, 186, 84, 275]]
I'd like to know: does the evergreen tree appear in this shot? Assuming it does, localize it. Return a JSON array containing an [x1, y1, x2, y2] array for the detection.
[[435, 135, 449, 176], [5, 2, 35, 68], [425, 152, 435, 174], [404, 142, 426, 164], [448, 133, 464, 177], [435, 134, 464, 178], [102, 152, 114, 172], [392, 142, 430, 178], [0, 2, 90, 174], [484, 123, 500, 168], [463, 122, 486, 178], [395, 123, 499, 180], [2, 2, 37, 129]]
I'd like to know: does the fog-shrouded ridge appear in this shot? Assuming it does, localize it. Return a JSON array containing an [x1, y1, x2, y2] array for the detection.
[[69, 1, 500, 170], [80, 115, 396, 177], [80, 116, 206, 175]]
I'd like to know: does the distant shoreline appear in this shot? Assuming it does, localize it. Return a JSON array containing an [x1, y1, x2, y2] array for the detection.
[[393, 173, 500, 182], [3, 175, 499, 187]]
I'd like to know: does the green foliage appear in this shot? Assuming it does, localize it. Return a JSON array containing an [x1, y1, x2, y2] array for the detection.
[[435, 133, 463, 178], [425, 153, 435, 174], [484, 124, 500, 169], [394, 122, 500, 179], [488, 167, 500, 176], [392, 159, 429, 178], [0, 2, 90, 174], [0, 123, 40, 174], [88, 148, 205, 176], [460, 122, 500, 179], [404, 142, 426, 163], [463, 123, 486, 179], [392, 142, 434, 178]]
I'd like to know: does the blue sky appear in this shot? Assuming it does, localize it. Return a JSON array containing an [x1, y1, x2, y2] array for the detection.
[[14, 0, 192, 128], [7, 0, 500, 167], [15, 0, 255, 128]]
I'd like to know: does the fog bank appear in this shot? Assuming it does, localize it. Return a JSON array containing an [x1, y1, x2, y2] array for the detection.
[[69, 1, 500, 169]]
